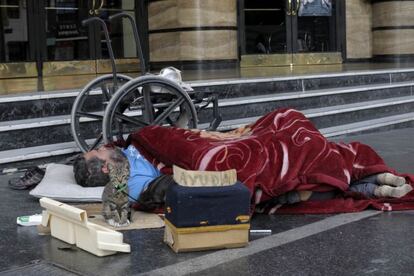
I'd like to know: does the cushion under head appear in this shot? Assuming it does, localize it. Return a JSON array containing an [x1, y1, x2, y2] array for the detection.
[[29, 163, 104, 202]]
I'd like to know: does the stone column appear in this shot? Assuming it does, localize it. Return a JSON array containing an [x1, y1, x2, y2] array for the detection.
[[346, 0, 373, 60], [148, 0, 238, 68], [372, 0, 414, 60]]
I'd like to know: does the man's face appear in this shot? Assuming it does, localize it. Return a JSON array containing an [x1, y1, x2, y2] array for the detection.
[[83, 146, 113, 162]]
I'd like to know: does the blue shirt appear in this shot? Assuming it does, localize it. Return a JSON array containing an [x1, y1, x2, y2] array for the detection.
[[122, 145, 161, 202]]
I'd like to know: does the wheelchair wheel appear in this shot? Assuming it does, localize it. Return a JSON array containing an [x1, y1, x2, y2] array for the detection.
[[102, 75, 198, 144], [70, 74, 132, 152]]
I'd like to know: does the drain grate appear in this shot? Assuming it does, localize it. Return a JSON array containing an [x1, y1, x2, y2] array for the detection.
[[0, 260, 82, 276]]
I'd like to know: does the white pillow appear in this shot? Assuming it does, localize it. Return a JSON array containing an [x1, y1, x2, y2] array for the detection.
[[30, 163, 104, 202]]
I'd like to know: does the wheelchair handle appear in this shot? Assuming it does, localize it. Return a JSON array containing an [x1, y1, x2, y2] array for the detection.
[[109, 12, 147, 75], [82, 17, 118, 87]]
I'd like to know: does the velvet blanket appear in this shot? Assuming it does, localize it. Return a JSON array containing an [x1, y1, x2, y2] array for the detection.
[[129, 108, 414, 213]]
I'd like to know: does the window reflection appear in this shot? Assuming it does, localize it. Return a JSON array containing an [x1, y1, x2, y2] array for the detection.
[[244, 0, 287, 54], [98, 0, 137, 59], [297, 17, 333, 53], [297, 0, 336, 53], [0, 0, 30, 62], [243, 0, 337, 54], [45, 0, 89, 61]]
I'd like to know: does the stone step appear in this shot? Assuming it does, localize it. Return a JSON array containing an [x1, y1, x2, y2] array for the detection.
[[212, 110, 414, 134], [1, 85, 413, 151], [3, 80, 412, 130], [2, 68, 414, 121], [197, 81, 414, 124], [306, 96, 414, 129], [3, 67, 414, 170], [0, 89, 80, 122], [192, 68, 414, 97], [320, 112, 414, 137]]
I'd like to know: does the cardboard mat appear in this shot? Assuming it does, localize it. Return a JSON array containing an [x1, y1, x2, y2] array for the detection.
[[74, 203, 165, 231]]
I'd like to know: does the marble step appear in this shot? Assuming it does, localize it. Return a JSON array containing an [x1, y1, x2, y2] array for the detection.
[[2, 68, 414, 121], [197, 81, 414, 124], [2, 111, 414, 171], [0, 89, 80, 122], [1, 90, 414, 151], [306, 96, 414, 129], [0, 78, 414, 124], [212, 110, 414, 135], [2, 80, 413, 130], [3, 67, 414, 169], [192, 68, 414, 97]]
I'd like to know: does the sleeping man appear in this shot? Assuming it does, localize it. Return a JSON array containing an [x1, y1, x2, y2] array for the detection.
[[73, 108, 413, 212]]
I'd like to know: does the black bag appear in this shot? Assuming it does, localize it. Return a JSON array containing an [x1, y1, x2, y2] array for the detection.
[[165, 181, 251, 228]]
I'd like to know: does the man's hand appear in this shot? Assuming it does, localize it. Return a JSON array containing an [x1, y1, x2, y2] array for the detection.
[[298, 191, 313, 201]]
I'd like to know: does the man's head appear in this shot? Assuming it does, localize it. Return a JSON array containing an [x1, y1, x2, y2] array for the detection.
[[73, 146, 127, 187]]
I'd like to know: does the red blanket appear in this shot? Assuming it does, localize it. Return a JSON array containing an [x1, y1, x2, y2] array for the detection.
[[129, 108, 414, 213]]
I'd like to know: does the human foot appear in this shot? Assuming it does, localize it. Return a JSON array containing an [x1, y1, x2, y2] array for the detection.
[[374, 184, 413, 198], [376, 173, 406, 187]]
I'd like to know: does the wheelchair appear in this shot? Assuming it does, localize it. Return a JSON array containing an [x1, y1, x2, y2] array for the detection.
[[70, 13, 221, 152]]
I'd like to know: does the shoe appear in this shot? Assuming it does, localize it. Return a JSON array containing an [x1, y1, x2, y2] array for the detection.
[[374, 184, 413, 198], [8, 167, 45, 190], [376, 173, 406, 187]]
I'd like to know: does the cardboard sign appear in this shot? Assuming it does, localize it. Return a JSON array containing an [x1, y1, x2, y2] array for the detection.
[[173, 165, 237, 187]]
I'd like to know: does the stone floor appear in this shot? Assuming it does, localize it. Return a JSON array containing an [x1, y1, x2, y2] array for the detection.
[[1, 127, 414, 275]]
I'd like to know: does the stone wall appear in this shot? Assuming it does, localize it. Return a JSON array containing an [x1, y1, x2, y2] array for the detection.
[[346, 0, 373, 59], [372, 1, 414, 57]]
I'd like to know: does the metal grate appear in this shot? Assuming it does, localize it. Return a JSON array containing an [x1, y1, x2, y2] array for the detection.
[[0, 260, 82, 276]]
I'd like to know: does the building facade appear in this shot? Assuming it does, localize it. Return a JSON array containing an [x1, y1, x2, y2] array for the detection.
[[0, 0, 411, 80]]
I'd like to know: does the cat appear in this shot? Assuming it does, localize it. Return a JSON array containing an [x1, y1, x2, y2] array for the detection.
[[102, 160, 131, 227]]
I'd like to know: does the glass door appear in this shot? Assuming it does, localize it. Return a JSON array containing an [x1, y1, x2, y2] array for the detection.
[[295, 0, 335, 53], [243, 0, 294, 65], [241, 0, 341, 67], [292, 0, 341, 64], [0, 0, 37, 78], [40, 0, 142, 77], [40, 0, 94, 76], [0, 0, 145, 90], [92, 0, 141, 74], [244, 0, 290, 55]]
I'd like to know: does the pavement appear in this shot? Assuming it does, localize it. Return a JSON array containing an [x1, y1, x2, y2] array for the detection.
[[1, 127, 414, 275]]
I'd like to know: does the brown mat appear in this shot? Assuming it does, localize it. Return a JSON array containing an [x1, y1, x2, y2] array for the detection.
[[74, 203, 164, 231]]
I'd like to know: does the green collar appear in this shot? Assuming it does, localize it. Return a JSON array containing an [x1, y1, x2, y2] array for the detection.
[[114, 183, 127, 193]]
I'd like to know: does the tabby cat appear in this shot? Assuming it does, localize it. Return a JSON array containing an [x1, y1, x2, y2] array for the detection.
[[102, 161, 131, 227]]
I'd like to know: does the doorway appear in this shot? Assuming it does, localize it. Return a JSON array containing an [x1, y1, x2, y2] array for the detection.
[[40, 0, 144, 76], [0, 0, 146, 79], [240, 0, 343, 66]]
